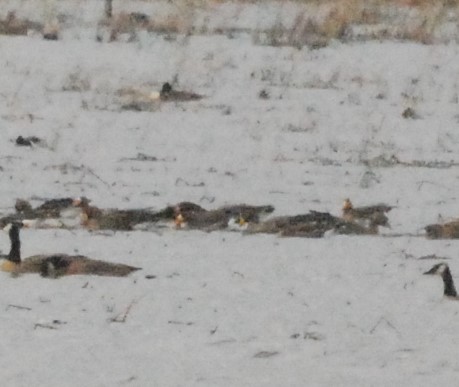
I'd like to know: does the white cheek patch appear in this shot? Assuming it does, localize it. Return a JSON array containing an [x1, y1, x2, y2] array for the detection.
[[22, 219, 36, 228], [227, 217, 248, 231], [149, 91, 161, 100], [438, 264, 448, 274]]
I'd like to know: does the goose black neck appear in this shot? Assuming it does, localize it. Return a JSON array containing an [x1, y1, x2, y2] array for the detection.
[[8, 224, 21, 264], [442, 266, 457, 297]]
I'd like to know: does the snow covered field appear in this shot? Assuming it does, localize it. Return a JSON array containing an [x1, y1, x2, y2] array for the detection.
[[1, 1, 459, 386]]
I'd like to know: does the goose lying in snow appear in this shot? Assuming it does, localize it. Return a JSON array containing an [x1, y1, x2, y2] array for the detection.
[[1, 222, 140, 278], [174, 203, 274, 231], [159, 82, 204, 102], [15, 197, 81, 219], [75, 197, 163, 231], [235, 211, 341, 237], [425, 220, 459, 239], [0, 197, 83, 229], [235, 209, 386, 237], [342, 198, 392, 228], [424, 263, 458, 299]]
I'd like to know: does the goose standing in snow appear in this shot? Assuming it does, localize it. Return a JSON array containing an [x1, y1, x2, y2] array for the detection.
[[1, 222, 140, 278]]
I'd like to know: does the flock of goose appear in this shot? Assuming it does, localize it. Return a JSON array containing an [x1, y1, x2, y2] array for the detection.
[[0, 196, 456, 299]]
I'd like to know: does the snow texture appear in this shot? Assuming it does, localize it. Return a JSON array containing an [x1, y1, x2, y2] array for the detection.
[[0, 1, 459, 386]]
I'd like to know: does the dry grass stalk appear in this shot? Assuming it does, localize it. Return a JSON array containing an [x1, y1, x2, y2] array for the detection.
[[95, 0, 459, 45]]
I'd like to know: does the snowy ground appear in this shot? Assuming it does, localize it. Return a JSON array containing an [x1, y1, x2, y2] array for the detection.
[[1, 1, 459, 386]]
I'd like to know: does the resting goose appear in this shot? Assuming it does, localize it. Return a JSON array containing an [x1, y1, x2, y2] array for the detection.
[[238, 211, 341, 237], [15, 197, 81, 219], [175, 204, 274, 231], [159, 82, 203, 102], [425, 221, 459, 239], [1, 222, 140, 278], [342, 198, 392, 228], [424, 263, 458, 299], [75, 197, 161, 231]]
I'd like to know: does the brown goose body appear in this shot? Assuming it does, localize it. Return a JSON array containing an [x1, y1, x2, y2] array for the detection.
[[176, 209, 234, 231], [76, 198, 162, 231], [244, 211, 340, 237], [425, 221, 459, 239], [333, 220, 379, 235], [30, 254, 140, 278], [176, 203, 274, 231], [15, 197, 79, 219], [218, 204, 274, 223], [342, 199, 392, 227]]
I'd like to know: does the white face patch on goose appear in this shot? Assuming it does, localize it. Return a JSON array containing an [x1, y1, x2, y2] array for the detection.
[[21, 219, 35, 228], [437, 263, 448, 274], [227, 217, 248, 231], [149, 91, 160, 100], [429, 263, 448, 275]]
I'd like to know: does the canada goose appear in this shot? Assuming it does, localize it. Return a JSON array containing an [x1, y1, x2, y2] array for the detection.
[[425, 221, 459, 239], [342, 198, 392, 227], [424, 263, 458, 298], [159, 82, 203, 102], [1, 222, 140, 278]]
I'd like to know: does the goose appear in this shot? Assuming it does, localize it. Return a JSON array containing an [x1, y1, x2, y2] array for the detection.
[[333, 219, 380, 235], [219, 204, 274, 224], [11, 197, 83, 229], [1, 222, 140, 278], [174, 204, 274, 231], [74, 197, 162, 231], [424, 263, 458, 299], [159, 82, 203, 102], [15, 197, 81, 219], [238, 210, 341, 237], [342, 198, 392, 227], [425, 221, 459, 239]]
